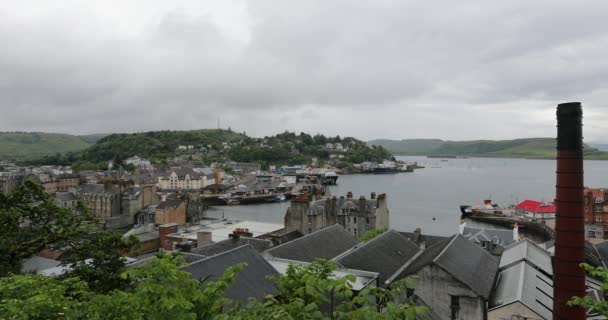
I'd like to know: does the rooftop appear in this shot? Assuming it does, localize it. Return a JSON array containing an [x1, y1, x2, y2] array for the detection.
[[334, 230, 421, 284], [264, 224, 358, 262]]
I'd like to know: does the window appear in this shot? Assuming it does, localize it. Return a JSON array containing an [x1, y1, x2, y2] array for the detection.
[[596, 206, 603, 213], [589, 231, 596, 238], [596, 215, 603, 223], [366, 218, 370, 224], [450, 296, 460, 320], [354, 228, 357, 235], [353, 217, 357, 223]]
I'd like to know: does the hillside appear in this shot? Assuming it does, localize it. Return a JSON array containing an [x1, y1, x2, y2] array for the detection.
[[0, 132, 92, 161], [25, 129, 392, 169], [369, 138, 608, 160]]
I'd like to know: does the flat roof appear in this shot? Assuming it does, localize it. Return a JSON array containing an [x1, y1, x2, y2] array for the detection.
[[169, 219, 284, 242]]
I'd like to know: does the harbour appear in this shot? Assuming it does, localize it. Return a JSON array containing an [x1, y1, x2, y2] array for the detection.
[[206, 156, 608, 236]]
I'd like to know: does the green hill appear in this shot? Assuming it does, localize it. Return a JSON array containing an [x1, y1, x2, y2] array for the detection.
[[0, 132, 92, 161], [369, 138, 608, 160]]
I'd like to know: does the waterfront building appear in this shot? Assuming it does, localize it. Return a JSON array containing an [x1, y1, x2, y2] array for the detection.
[[156, 167, 214, 191], [515, 199, 556, 220], [284, 191, 390, 238], [584, 188, 608, 239]]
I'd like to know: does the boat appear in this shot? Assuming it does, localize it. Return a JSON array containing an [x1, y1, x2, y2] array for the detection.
[[373, 166, 400, 174]]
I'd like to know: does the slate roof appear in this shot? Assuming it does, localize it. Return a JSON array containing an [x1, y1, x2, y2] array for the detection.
[[184, 245, 278, 301], [590, 241, 608, 268], [128, 252, 206, 267], [264, 224, 358, 262], [399, 230, 448, 248], [462, 226, 516, 247], [500, 239, 553, 275], [78, 183, 114, 195], [55, 192, 78, 201], [22, 256, 61, 273], [490, 261, 553, 320], [191, 237, 273, 256], [335, 230, 421, 284], [156, 199, 183, 210], [388, 235, 499, 299]]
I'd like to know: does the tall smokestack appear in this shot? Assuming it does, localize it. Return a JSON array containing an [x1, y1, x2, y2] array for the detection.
[[553, 102, 585, 320]]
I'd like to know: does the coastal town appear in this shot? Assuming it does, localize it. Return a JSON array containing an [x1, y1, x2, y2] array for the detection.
[[2, 104, 607, 319], [2, 1, 608, 319]]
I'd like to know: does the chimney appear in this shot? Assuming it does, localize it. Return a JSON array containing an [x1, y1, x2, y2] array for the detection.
[[159, 223, 179, 251], [553, 102, 585, 320], [214, 168, 222, 185], [513, 223, 519, 242], [359, 196, 367, 213], [370, 192, 377, 200], [230, 228, 253, 239], [197, 231, 212, 247], [346, 191, 353, 199]]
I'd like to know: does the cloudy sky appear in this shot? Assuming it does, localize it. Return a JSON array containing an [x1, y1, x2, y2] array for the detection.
[[1, 0, 607, 141]]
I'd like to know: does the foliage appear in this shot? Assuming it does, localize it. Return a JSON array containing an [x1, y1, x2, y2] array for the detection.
[[0, 181, 97, 275], [360, 229, 385, 242], [60, 231, 140, 294], [568, 263, 608, 315], [0, 132, 92, 162], [26, 129, 394, 167]]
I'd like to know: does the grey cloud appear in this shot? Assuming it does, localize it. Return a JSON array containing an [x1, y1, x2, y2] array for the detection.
[[0, 0, 607, 141]]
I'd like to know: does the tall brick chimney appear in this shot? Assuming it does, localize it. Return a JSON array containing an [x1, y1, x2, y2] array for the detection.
[[553, 102, 585, 320]]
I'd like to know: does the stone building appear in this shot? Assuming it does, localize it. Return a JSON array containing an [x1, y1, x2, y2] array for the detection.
[[386, 235, 499, 320], [77, 183, 121, 222], [0, 171, 25, 195], [157, 167, 213, 191], [284, 191, 389, 238], [584, 188, 608, 239], [155, 199, 186, 225], [55, 174, 80, 192]]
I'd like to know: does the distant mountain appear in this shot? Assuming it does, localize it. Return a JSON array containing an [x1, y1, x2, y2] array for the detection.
[[0, 132, 92, 161], [590, 143, 608, 152], [368, 138, 608, 160]]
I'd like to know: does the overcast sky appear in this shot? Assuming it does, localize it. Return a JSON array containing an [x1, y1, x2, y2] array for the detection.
[[1, 0, 607, 141]]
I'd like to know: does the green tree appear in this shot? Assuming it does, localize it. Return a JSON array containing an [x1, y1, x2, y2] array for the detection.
[[61, 231, 139, 294], [0, 181, 97, 275], [569, 263, 608, 315]]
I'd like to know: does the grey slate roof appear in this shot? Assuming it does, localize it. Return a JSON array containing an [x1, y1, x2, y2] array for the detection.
[[55, 192, 78, 201], [589, 241, 608, 268], [500, 239, 553, 275], [264, 224, 358, 262], [399, 230, 448, 248], [184, 245, 278, 301], [389, 234, 499, 299], [191, 237, 273, 256], [462, 226, 516, 247], [335, 230, 421, 284], [490, 261, 553, 320], [22, 256, 61, 273], [128, 252, 206, 267]]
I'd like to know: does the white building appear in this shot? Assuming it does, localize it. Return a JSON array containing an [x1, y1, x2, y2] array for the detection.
[[157, 167, 214, 190], [124, 156, 153, 170]]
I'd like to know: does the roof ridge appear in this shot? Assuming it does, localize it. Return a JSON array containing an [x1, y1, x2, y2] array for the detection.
[[384, 248, 425, 286], [433, 234, 459, 263], [187, 244, 253, 267], [333, 229, 410, 261], [266, 224, 348, 254]]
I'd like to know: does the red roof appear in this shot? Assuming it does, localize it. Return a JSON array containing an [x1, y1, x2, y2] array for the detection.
[[515, 200, 556, 214]]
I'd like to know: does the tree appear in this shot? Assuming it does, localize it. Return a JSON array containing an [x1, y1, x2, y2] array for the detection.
[[569, 263, 608, 315], [0, 181, 97, 275], [61, 231, 140, 294]]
